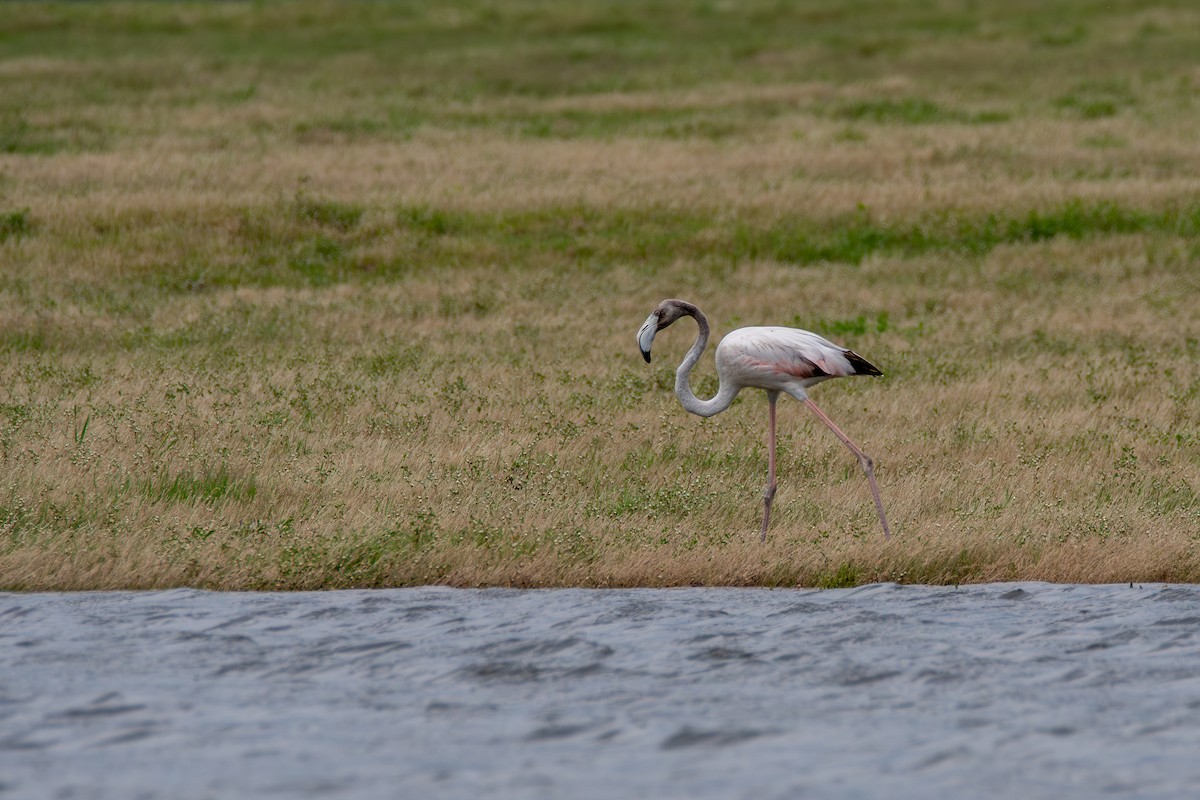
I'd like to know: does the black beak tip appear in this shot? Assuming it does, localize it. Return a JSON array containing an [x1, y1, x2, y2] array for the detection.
[[641, 350, 651, 363]]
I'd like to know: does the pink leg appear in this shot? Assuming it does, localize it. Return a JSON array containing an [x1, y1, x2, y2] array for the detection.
[[803, 398, 892, 538], [761, 391, 779, 542]]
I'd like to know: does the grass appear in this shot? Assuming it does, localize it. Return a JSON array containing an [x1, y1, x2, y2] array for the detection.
[[1, 0, 1199, 590], [0, 209, 31, 243]]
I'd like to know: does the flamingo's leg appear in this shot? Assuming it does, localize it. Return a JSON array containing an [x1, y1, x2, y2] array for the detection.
[[803, 397, 892, 539], [760, 391, 779, 542]]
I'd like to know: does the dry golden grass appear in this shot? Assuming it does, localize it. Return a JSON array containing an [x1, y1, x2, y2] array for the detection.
[[2, 0, 1199, 589]]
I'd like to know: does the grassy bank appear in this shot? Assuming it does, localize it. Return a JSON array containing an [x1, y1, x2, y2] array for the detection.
[[2, 0, 1199, 589]]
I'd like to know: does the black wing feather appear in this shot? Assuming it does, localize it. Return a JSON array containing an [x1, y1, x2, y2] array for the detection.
[[844, 350, 883, 377]]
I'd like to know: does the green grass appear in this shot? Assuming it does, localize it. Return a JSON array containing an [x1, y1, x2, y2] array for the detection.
[[833, 99, 1010, 125], [25, 195, 1193, 303], [61, 199, 1200, 297], [0, 208, 31, 242], [145, 468, 257, 505], [3, 1, 1197, 149]]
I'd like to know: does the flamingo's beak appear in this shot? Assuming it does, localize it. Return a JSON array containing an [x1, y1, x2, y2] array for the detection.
[[637, 313, 658, 363]]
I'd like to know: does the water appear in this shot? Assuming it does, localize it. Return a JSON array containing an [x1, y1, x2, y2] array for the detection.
[[3, 583, 1200, 799]]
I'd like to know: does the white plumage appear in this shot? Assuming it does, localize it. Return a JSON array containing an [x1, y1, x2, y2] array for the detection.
[[638, 299, 891, 541]]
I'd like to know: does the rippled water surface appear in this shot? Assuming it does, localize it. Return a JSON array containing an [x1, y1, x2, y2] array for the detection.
[[4, 583, 1200, 798]]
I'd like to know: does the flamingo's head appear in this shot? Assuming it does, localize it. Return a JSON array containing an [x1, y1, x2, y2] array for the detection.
[[637, 299, 691, 363]]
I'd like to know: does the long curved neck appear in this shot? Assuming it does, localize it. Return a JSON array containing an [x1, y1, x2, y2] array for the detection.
[[674, 306, 740, 418]]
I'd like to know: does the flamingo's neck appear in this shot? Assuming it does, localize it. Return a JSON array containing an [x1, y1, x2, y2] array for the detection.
[[674, 306, 741, 418]]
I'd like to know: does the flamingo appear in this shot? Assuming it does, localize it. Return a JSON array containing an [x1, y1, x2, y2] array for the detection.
[[637, 299, 891, 541]]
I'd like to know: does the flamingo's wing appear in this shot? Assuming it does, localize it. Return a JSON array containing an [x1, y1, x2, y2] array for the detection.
[[720, 327, 860, 382]]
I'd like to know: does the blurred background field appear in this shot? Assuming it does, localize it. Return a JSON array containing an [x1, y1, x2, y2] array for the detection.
[[1, 0, 1198, 589]]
